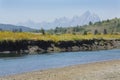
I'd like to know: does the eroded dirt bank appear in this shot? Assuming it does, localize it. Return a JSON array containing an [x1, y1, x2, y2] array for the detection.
[[0, 39, 120, 56]]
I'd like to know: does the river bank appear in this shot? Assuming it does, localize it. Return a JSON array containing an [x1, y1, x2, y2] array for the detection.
[[0, 60, 120, 80], [0, 39, 120, 56]]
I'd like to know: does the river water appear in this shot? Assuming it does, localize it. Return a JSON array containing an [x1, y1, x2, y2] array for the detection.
[[0, 49, 120, 76]]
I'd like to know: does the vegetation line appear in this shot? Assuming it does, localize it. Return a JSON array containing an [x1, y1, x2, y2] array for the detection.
[[0, 31, 120, 42]]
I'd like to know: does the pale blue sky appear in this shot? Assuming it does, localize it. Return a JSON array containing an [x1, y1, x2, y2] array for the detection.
[[0, 0, 120, 24]]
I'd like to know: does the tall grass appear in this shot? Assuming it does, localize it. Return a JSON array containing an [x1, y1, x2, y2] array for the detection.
[[0, 31, 120, 42]]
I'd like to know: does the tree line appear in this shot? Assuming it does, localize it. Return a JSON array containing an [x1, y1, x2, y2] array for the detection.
[[0, 28, 23, 32]]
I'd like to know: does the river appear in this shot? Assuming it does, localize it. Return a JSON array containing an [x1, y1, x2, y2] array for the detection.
[[0, 49, 120, 76]]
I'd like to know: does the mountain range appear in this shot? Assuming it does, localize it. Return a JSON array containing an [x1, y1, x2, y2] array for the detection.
[[18, 11, 101, 29], [47, 18, 120, 34], [0, 11, 100, 31]]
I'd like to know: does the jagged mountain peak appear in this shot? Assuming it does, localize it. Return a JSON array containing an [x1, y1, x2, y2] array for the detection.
[[82, 11, 91, 16], [18, 11, 101, 29]]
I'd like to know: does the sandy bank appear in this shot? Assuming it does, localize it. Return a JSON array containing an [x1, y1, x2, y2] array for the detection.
[[0, 60, 120, 80]]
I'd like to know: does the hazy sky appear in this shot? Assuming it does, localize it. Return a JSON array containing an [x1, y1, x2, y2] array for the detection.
[[0, 0, 120, 24]]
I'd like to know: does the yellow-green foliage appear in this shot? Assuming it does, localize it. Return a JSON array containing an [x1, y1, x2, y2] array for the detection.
[[0, 31, 120, 42]]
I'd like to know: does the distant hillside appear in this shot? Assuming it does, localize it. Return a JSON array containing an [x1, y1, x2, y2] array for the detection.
[[47, 18, 120, 34], [84, 18, 120, 34], [0, 24, 35, 32]]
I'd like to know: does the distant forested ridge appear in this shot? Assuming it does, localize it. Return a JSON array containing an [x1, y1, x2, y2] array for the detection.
[[47, 18, 120, 34], [0, 24, 35, 32]]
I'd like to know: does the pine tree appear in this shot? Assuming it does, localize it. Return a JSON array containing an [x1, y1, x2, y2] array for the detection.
[[83, 31, 87, 35], [94, 29, 98, 35], [103, 29, 107, 34], [40, 28, 45, 35]]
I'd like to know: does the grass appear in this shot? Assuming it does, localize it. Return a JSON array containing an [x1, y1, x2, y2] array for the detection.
[[0, 31, 120, 42]]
